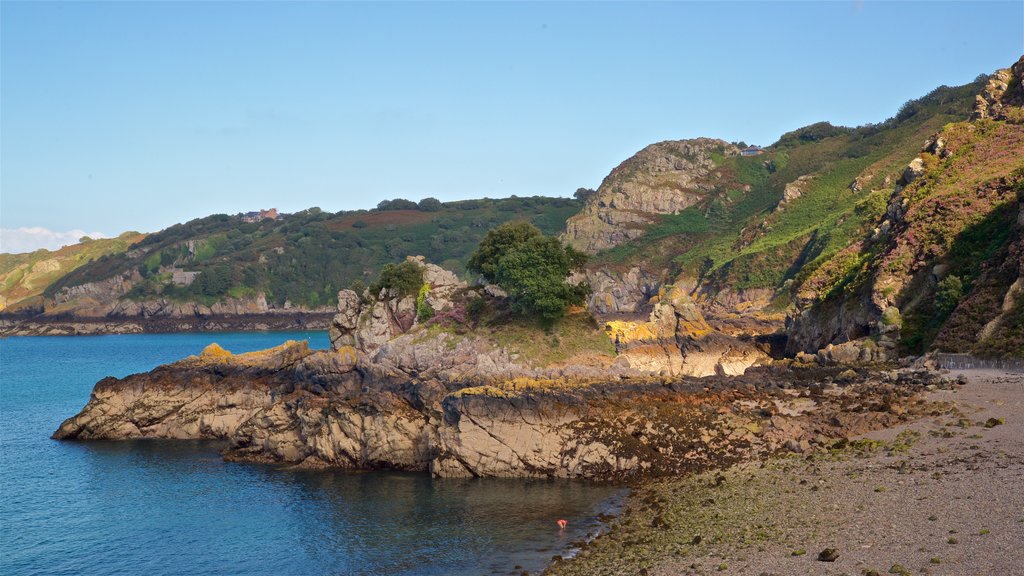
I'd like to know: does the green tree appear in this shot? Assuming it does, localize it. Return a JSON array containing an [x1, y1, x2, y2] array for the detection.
[[370, 260, 423, 298], [573, 188, 596, 202], [493, 236, 589, 324], [467, 221, 543, 283], [418, 197, 443, 211]]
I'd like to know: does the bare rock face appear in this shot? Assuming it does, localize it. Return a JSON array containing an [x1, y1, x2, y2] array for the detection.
[[47, 271, 331, 322], [775, 175, 814, 211], [586, 266, 665, 316], [329, 256, 467, 353], [972, 56, 1024, 120], [605, 284, 766, 377], [563, 139, 739, 254]]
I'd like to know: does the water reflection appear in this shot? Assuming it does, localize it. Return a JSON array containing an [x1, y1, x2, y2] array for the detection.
[[3, 334, 621, 576], [63, 439, 620, 575]]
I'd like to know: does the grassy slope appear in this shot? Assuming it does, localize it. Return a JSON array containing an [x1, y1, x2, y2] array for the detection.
[[812, 117, 1024, 356], [43, 196, 582, 310], [589, 79, 985, 307], [0, 232, 146, 312]]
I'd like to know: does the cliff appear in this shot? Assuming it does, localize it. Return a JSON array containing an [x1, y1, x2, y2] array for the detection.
[[564, 71, 990, 344], [788, 56, 1024, 358], [0, 232, 146, 313], [564, 139, 739, 254]]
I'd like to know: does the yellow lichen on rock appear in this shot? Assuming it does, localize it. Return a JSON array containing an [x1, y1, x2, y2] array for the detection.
[[605, 320, 663, 344], [201, 343, 232, 358], [336, 345, 359, 365]]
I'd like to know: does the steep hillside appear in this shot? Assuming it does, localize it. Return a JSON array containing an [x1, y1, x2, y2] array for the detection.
[[14, 196, 580, 321], [569, 72, 991, 331], [790, 57, 1024, 358], [0, 232, 146, 312]]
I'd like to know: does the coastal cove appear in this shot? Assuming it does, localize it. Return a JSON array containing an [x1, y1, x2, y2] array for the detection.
[[0, 333, 621, 576]]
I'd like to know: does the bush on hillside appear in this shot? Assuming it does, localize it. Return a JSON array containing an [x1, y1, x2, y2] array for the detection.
[[494, 236, 590, 324], [418, 197, 443, 211], [467, 221, 543, 283], [370, 260, 424, 298], [470, 221, 589, 324]]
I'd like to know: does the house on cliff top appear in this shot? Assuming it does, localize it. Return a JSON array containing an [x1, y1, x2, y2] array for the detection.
[[240, 208, 280, 223]]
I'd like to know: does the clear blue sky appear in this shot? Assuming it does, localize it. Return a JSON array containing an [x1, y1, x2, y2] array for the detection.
[[2, 1, 1022, 249]]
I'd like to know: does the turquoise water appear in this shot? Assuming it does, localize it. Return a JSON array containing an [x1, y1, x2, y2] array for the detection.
[[0, 332, 620, 576]]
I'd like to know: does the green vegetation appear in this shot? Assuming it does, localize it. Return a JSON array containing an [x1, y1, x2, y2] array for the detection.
[[371, 259, 424, 298], [590, 78, 988, 305], [43, 196, 581, 309], [0, 232, 146, 312], [935, 275, 964, 316], [466, 221, 543, 283], [469, 222, 590, 324]]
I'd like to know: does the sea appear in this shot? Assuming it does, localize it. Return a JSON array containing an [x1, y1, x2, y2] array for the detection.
[[0, 332, 621, 576]]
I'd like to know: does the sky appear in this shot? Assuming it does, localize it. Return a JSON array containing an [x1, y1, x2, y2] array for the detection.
[[2, 1, 1022, 253]]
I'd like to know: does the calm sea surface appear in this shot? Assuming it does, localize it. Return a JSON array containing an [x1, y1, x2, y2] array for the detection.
[[0, 332, 620, 576]]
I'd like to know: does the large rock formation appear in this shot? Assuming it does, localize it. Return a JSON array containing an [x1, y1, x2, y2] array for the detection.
[[329, 256, 466, 352], [564, 139, 739, 253], [605, 284, 765, 376], [585, 266, 665, 316], [53, 256, 790, 477], [53, 336, 941, 479]]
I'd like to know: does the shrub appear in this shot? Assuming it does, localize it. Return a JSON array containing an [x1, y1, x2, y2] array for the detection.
[[936, 275, 964, 316], [370, 260, 423, 298], [493, 236, 590, 324], [416, 283, 433, 322], [377, 198, 419, 211], [466, 295, 486, 320], [351, 220, 368, 229], [467, 221, 543, 283], [418, 197, 443, 211]]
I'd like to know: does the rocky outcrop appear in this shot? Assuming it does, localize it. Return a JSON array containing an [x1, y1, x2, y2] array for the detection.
[[6, 259, 333, 333], [53, 337, 943, 479], [604, 284, 766, 377], [971, 56, 1024, 120], [328, 256, 467, 352], [775, 175, 813, 211], [563, 139, 739, 253], [586, 266, 665, 316]]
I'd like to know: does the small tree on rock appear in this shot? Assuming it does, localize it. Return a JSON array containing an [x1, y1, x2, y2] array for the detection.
[[469, 221, 589, 324], [467, 221, 542, 283]]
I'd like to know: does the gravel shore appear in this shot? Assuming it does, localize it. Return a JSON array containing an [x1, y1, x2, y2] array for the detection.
[[547, 369, 1024, 576]]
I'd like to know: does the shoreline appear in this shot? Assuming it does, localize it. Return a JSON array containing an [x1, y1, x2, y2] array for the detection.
[[545, 368, 1024, 575], [0, 312, 333, 337]]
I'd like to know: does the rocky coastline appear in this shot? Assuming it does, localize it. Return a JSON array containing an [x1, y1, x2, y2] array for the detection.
[[0, 311, 332, 336]]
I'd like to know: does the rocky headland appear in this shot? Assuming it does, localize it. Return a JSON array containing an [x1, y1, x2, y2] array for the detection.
[[56, 256, 947, 484]]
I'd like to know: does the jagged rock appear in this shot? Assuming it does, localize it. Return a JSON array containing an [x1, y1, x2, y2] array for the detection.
[[483, 284, 507, 299], [777, 175, 814, 211], [898, 157, 925, 188], [587, 266, 664, 316], [815, 339, 890, 366], [329, 256, 466, 354], [971, 57, 1023, 120], [605, 284, 766, 377]]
